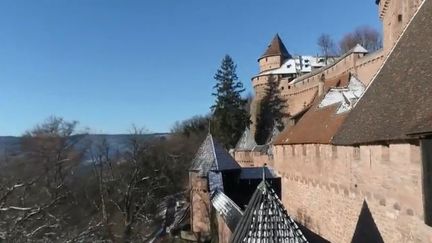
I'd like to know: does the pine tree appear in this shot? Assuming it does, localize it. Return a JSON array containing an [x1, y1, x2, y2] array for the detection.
[[211, 55, 250, 148], [255, 75, 287, 144]]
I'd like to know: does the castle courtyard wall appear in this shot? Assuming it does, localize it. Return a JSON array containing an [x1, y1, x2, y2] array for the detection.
[[234, 150, 270, 168], [189, 172, 211, 237], [272, 143, 432, 242], [353, 50, 385, 86], [217, 215, 232, 243], [234, 151, 254, 167], [276, 50, 382, 117]]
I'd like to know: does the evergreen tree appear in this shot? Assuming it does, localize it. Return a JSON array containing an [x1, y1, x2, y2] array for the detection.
[[211, 55, 250, 148], [255, 75, 287, 144]]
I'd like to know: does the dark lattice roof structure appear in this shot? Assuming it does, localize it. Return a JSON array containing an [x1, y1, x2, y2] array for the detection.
[[230, 180, 308, 243], [189, 134, 240, 176]]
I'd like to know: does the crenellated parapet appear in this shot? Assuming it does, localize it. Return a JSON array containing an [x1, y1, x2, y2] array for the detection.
[[377, 0, 392, 19]]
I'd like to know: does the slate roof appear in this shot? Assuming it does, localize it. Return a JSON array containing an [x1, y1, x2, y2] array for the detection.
[[260, 34, 292, 60], [351, 44, 369, 53], [239, 167, 278, 180], [235, 128, 257, 151], [211, 190, 244, 232], [333, 0, 432, 145], [230, 180, 308, 242], [190, 134, 240, 176], [209, 171, 224, 195], [274, 73, 354, 145]]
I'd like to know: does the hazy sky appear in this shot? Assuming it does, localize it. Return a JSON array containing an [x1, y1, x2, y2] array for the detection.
[[0, 0, 381, 136]]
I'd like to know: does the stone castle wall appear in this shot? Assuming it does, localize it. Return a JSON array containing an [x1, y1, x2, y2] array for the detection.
[[271, 143, 432, 242], [189, 172, 211, 237], [233, 150, 270, 168], [217, 215, 232, 243], [379, 0, 424, 52], [251, 50, 384, 129], [249, 0, 424, 131], [259, 55, 284, 72]]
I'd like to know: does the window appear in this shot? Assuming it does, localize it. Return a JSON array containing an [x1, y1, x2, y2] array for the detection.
[[305, 64, 310, 68], [353, 146, 361, 160], [421, 138, 432, 226], [398, 14, 403, 22], [304, 59, 310, 63], [382, 145, 390, 161]]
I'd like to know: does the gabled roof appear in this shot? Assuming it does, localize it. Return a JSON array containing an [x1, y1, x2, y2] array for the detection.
[[235, 128, 257, 151], [190, 134, 240, 176], [230, 180, 308, 243], [211, 190, 244, 232], [352, 44, 369, 53], [318, 75, 365, 114], [274, 73, 358, 145], [260, 34, 292, 60], [333, 0, 432, 145]]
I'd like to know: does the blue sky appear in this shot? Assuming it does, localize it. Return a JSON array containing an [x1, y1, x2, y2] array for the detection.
[[0, 0, 381, 136]]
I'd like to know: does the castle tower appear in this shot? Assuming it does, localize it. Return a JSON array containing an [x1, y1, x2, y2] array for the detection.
[[250, 34, 291, 137], [258, 34, 292, 73], [377, 0, 424, 52]]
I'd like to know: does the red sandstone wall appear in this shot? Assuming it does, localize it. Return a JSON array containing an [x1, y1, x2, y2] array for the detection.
[[354, 51, 385, 86], [234, 151, 254, 167], [234, 150, 270, 168], [272, 143, 432, 242], [217, 215, 232, 243], [189, 172, 211, 237]]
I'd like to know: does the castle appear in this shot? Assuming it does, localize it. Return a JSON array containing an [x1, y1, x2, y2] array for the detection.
[[186, 0, 432, 242]]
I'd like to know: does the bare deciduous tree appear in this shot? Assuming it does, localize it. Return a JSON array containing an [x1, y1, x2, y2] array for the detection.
[[317, 33, 337, 64], [0, 116, 200, 242], [0, 117, 86, 242], [339, 26, 382, 54]]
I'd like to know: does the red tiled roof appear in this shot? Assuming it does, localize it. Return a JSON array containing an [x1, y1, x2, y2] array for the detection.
[[260, 34, 292, 60], [274, 73, 351, 145]]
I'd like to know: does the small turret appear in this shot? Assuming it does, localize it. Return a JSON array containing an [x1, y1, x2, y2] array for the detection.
[[258, 34, 292, 73]]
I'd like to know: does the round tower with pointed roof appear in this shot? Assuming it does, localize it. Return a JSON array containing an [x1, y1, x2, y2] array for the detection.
[[258, 34, 292, 73]]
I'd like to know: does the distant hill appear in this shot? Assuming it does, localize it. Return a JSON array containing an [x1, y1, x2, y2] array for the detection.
[[0, 133, 169, 161], [0, 136, 22, 157]]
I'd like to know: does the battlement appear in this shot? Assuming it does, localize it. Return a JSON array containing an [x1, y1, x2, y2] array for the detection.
[[378, 0, 392, 19], [271, 142, 432, 242]]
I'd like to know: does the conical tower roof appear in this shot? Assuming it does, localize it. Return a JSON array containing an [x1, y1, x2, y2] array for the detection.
[[189, 134, 240, 176], [230, 179, 308, 242], [260, 34, 292, 60]]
